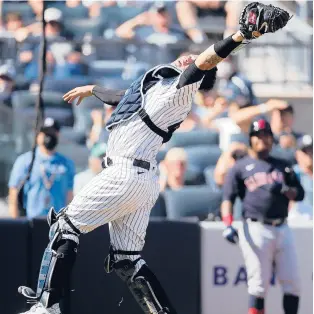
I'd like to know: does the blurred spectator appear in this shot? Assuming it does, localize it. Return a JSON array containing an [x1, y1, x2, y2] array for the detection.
[[270, 104, 303, 143], [159, 148, 187, 192], [289, 135, 313, 220], [4, 12, 24, 33], [115, 3, 186, 45], [63, 0, 89, 19], [53, 47, 87, 79], [214, 142, 248, 187], [18, 7, 84, 81], [177, 111, 200, 132], [217, 57, 258, 107], [159, 148, 204, 191], [8, 118, 75, 218], [74, 142, 107, 194], [176, 0, 239, 43], [28, 0, 43, 20], [87, 0, 117, 18], [88, 103, 115, 147], [229, 99, 291, 134], [278, 131, 297, 149], [0, 64, 15, 107]]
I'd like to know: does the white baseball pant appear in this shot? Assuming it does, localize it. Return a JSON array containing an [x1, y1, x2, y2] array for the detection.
[[61, 156, 159, 267], [238, 220, 301, 298]]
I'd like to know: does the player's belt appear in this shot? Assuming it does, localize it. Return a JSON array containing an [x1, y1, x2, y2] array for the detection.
[[247, 218, 287, 227], [102, 156, 150, 171]]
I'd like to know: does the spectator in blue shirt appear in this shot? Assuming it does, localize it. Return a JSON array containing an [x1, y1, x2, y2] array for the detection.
[[8, 118, 75, 218]]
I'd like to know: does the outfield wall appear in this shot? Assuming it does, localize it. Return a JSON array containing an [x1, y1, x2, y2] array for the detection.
[[201, 221, 313, 314], [0, 218, 312, 314]]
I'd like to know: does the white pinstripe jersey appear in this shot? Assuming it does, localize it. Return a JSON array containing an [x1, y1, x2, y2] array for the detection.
[[106, 72, 203, 163]]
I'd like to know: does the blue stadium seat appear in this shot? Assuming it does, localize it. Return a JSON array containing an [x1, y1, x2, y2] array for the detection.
[[167, 130, 219, 149], [88, 60, 148, 79], [164, 186, 222, 220], [184, 145, 221, 172], [270, 145, 297, 165], [204, 166, 221, 192], [12, 91, 74, 153], [100, 5, 145, 27], [57, 143, 89, 173], [72, 95, 105, 134], [150, 194, 167, 217], [64, 18, 105, 39], [2, 2, 35, 21], [43, 76, 93, 94], [184, 165, 205, 185], [156, 149, 168, 164], [230, 133, 250, 146]]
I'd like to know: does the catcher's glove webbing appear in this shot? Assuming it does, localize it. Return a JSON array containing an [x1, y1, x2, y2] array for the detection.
[[239, 2, 292, 40]]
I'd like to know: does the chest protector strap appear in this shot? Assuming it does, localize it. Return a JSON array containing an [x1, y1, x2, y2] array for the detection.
[[138, 108, 181, 143]]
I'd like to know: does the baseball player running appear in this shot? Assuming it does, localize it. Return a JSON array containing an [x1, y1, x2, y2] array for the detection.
[[221, 119, 304, 314], [18, 3, 291, 314]]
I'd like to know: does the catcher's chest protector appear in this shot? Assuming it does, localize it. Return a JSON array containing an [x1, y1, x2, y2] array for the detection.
[[106, 64, 182, 143]]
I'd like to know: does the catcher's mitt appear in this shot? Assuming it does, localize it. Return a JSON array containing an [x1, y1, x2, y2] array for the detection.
[[239, 2, 292, 40]]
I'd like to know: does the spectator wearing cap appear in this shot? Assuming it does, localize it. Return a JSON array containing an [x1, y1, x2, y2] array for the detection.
[[115, 3, 186, 45], [289, 135, 313, 220], [18, 7, 78, 81], [74, 143, 107, 194], [8, 118, 75, 218], [0, 64, 16, 107]]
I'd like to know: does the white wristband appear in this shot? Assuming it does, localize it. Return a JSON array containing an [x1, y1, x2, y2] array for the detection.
[[258, 103, 267, 114]]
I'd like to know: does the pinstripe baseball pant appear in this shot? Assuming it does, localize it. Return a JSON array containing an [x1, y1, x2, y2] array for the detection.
[[62, 156, 159, 268]]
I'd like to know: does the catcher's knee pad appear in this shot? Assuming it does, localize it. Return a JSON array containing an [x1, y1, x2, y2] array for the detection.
[[105, 246, 177, 314], [19, 207, 80, 308]]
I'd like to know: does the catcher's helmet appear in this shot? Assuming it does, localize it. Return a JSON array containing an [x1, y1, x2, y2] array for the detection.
[[249, 119, 273, 138]]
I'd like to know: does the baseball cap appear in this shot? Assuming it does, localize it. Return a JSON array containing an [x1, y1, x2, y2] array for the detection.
[[40, 117, 61, 133], [90, 143, 107, 158], [297, 135, 313, 151], [44, 8, 63, 23]]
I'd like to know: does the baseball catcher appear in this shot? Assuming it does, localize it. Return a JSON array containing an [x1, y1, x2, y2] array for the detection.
[[18, 3, 291, 314]]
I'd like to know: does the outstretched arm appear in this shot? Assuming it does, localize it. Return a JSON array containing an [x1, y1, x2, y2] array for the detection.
[[195, 31, 246, 71], [63, 85, 126, 106]]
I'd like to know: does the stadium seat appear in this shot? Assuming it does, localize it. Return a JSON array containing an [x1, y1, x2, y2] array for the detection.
[[270, 145, 297, 165], [43, 76, 93, 94], [204, 166, 221, 192], [150, 194, 167, 217], [156, 149, 168, 164], [164, 186, 222, 220], [2, 2, 35, 21], [12, 91, 74, 153], [167, 130, 219, 149], [57, 143, 89, 173], [64, 18, 105, 39], [230, 133, 250, 146], [184, 165, 205, 185], [88, 60, 148, 79], [72, 95, 104, 134], [184, 145, 221, 172], [100, 5, 145, 27]]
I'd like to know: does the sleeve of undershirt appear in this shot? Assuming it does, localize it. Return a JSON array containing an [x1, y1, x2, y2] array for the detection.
[[92, 86, 126, 106], [176, 62, 205, 89]]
